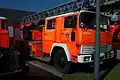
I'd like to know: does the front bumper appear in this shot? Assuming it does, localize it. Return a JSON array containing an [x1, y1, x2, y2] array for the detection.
[[77, 51, 114, 63]]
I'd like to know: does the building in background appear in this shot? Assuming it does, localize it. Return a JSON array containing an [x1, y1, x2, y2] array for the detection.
[[0, 8, 35, 24]]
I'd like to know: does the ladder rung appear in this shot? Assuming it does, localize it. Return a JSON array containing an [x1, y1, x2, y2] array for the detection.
[[21, 0, 120, 25]]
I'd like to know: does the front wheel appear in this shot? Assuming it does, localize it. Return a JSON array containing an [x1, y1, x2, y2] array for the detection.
[[53, 49, 72, 73]]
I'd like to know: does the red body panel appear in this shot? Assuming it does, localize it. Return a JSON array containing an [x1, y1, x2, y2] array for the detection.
[[29, 42, 42, 56], [31, 30, 42, 41], [0, 29, 9, 48]]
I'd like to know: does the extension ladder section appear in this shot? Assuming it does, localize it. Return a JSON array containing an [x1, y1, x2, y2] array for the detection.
[[21, 0, 119, 25]]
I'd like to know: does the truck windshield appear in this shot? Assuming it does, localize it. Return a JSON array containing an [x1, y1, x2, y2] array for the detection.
[[79, 12, 108, 31], [1, 19, 8, 29]]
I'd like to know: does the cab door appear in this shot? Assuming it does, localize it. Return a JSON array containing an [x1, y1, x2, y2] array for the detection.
[[61, 15, 77, 42], [43, 18, 56, 53], [61, 15, 78, 56]]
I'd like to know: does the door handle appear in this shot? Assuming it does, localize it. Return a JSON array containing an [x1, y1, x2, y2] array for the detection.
[[71, 31, 75, 41]]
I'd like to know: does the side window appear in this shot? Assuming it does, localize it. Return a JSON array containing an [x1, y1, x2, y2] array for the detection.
[[47, 19, 56, 29], [64, 15, 77, 28], [1, 19, 8, 29]]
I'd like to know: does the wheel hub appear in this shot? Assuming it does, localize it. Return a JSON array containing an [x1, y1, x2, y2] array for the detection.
[[60, 58, 66, 68]]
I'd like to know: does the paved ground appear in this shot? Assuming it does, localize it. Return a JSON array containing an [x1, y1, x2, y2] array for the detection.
[[28, 61, 64, 78], [27, 64, 62, 80], [0, 64, 62, 80]]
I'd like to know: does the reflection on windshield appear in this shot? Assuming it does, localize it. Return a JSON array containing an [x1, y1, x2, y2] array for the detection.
[[80, 12, 108, 30]]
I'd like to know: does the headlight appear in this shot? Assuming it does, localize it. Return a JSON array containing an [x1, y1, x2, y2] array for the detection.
[[84, 56, 91, 61]]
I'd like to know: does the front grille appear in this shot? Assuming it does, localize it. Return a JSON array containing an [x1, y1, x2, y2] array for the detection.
[[81, 46, 94, 54], [81, 45, 112, 54]]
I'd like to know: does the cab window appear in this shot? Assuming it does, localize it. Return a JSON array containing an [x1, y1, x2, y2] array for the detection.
[[80, 12, 108, 31], [1, 19, 8, 29], [64, 15, 77, 28], [47, 19, 56, 29]]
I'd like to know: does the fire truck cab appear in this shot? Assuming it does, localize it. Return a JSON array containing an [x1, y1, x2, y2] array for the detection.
[[43, 10, 114, 62]]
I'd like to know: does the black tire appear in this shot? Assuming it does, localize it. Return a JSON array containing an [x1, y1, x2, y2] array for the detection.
[[53, 49, 72, 73]]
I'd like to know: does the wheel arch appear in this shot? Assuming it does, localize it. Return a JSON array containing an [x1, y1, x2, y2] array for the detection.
[[50, 43, 71, 61]]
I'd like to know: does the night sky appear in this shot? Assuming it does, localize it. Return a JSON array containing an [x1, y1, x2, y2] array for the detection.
[[0, 0, 70, 12]]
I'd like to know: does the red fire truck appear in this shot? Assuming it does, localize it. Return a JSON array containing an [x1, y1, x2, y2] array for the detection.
[[20, 0, 118, 73], [0, 16, 28, 76]]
